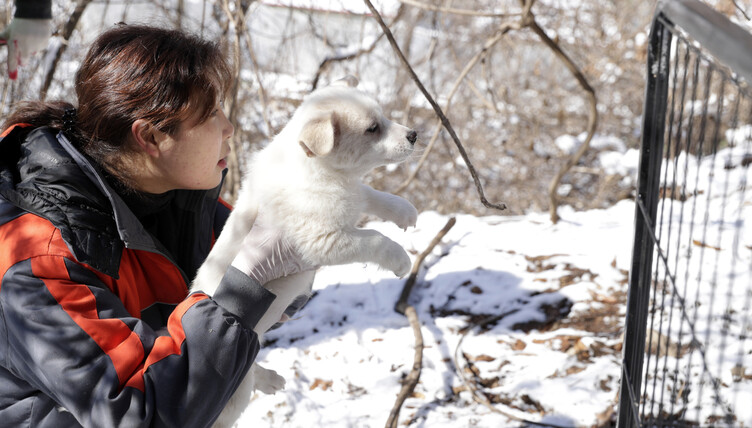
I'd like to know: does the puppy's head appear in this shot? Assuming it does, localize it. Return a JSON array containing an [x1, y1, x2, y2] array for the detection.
[[295, 77, 417, 174]]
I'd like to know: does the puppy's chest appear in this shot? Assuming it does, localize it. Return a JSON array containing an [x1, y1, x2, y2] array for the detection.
[[262, 184, 364, 227]]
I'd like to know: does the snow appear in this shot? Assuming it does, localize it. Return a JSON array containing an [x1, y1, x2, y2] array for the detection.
[[228, 131, 752, 426], [233, 202, 636, 427]]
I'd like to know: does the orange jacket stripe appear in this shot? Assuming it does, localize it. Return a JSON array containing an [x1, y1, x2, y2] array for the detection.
[[0, 213, 72, 292], [31, 255, 146, 389], [6, 212, 208, 393], [0, 123, 32, 139], [124, 293, 209, 391]]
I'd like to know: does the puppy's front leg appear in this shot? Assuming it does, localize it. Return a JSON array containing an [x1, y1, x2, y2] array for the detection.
[[360, 184, 417, 230], [331, 228, 411, 277]]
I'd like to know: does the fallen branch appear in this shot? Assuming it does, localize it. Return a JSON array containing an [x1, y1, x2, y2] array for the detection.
[[454, 316, 575, 428], [384, 305, 423, 428], [395, 216, 456, 314], [363, 0, 507, 212], [388, 217, 456, 428]]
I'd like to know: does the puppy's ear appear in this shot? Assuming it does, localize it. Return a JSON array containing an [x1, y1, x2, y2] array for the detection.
[[331, 75, 359, 88], [299, 114, 336, 157]]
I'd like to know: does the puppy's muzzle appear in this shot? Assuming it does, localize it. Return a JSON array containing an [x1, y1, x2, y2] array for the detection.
[[407, 130, 417, 145]]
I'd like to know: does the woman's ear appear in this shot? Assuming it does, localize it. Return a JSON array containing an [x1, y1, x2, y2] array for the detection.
[[131, 119, 169, 158]]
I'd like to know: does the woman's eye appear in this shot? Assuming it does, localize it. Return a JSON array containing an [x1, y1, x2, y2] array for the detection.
[[212, 100, 225, 116], [366, 123, 379, 133]]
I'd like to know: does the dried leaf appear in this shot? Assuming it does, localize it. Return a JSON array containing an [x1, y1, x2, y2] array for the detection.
[[693, 239, 722, 251], [469, 354, 496, 362], [565, 365, 586, 375], [310, 378, 333, 391]]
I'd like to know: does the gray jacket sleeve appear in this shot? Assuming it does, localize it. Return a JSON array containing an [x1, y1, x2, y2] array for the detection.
[[14, 0, 53, 19]]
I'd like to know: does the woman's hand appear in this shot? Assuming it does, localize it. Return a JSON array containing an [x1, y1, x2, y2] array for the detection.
[[230, 222, 315, 286]]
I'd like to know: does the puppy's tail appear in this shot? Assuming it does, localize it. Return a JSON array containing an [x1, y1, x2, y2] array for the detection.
[[190, 193, 259, 296]]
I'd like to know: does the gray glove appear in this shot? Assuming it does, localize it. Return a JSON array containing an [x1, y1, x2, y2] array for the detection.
[[212, 221, 314, 332], [230, 221, 315, 285]]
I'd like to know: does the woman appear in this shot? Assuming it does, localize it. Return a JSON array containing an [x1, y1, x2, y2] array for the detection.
[[0, 24, 304, 427]]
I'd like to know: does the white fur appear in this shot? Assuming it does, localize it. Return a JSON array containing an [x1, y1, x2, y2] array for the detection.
[[190, 77, 418, 428]]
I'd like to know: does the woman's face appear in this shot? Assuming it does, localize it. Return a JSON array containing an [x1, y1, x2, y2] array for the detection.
[[152, 101, 234, 192]]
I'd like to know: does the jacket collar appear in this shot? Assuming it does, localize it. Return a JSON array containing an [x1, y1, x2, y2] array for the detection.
[[0, 126, 222, 279], [56, 132, 165, 256]]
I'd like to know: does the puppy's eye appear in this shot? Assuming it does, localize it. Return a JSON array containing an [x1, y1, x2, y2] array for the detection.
[[366, 123, 379, 133]]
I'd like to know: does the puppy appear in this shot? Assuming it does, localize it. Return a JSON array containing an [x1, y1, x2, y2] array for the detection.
[[191, 76, 418, 427]]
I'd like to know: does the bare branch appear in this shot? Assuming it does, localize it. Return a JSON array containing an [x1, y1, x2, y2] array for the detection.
[[311, 6, 405, 90], [312, 33, 384, 90], [242, 28, 274, 137], [363, 0, 507, 212], [526, 16, 598, 224], [732, 0, 751, 20], [40, 0, 93, 101], [395, 24, 516, 194], [389, 217, 456, 428], [395, 217, 456, 314], [219, 0, 253, 202], [384, 306, 423, 428], [234, 5, 273, 137]]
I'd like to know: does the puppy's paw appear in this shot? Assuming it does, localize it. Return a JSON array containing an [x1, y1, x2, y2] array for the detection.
[[388, 247, 412, 278], [390, 199, 418, 230], [253, 364, 286, 394]]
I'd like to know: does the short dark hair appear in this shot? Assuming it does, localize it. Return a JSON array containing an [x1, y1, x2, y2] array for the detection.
[[4, 24, 232, 188]]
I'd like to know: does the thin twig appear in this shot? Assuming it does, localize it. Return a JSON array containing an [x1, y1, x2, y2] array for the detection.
[[395, 217, 456, 314], [385, 305, 423, 428], [363, 0, 507, 212], [312, 6, 405, 90], [454, 316, 575, 428], [312, 33, 384, 90], [238, 6, 274, 137], [395, 24, 516, 194], [732, 0, 751, 20], [220, 0, 251, 202]]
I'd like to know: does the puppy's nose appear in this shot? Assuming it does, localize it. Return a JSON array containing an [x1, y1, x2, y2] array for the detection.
[[406, 130, 417, 145]]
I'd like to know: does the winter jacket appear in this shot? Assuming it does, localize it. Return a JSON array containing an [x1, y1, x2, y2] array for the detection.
[[0, 125, 276, 427], [14, 0, 52, 20]]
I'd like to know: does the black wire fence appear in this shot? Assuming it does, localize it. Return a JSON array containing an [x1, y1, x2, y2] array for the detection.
[[618, 0, 752, 427]]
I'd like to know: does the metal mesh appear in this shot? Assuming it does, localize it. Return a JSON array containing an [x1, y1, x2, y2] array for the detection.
[[618, 4, 752, 427]]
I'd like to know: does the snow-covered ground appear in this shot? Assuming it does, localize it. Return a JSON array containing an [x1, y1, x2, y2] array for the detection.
[[229, 134, 752, 427], [234, 200, 635, 427]]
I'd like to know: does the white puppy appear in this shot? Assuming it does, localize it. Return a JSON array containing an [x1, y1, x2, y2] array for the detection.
[[191, 76, 418, 427]]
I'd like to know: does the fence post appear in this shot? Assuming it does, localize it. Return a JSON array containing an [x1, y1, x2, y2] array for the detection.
[[616, 14, 672, 428]]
